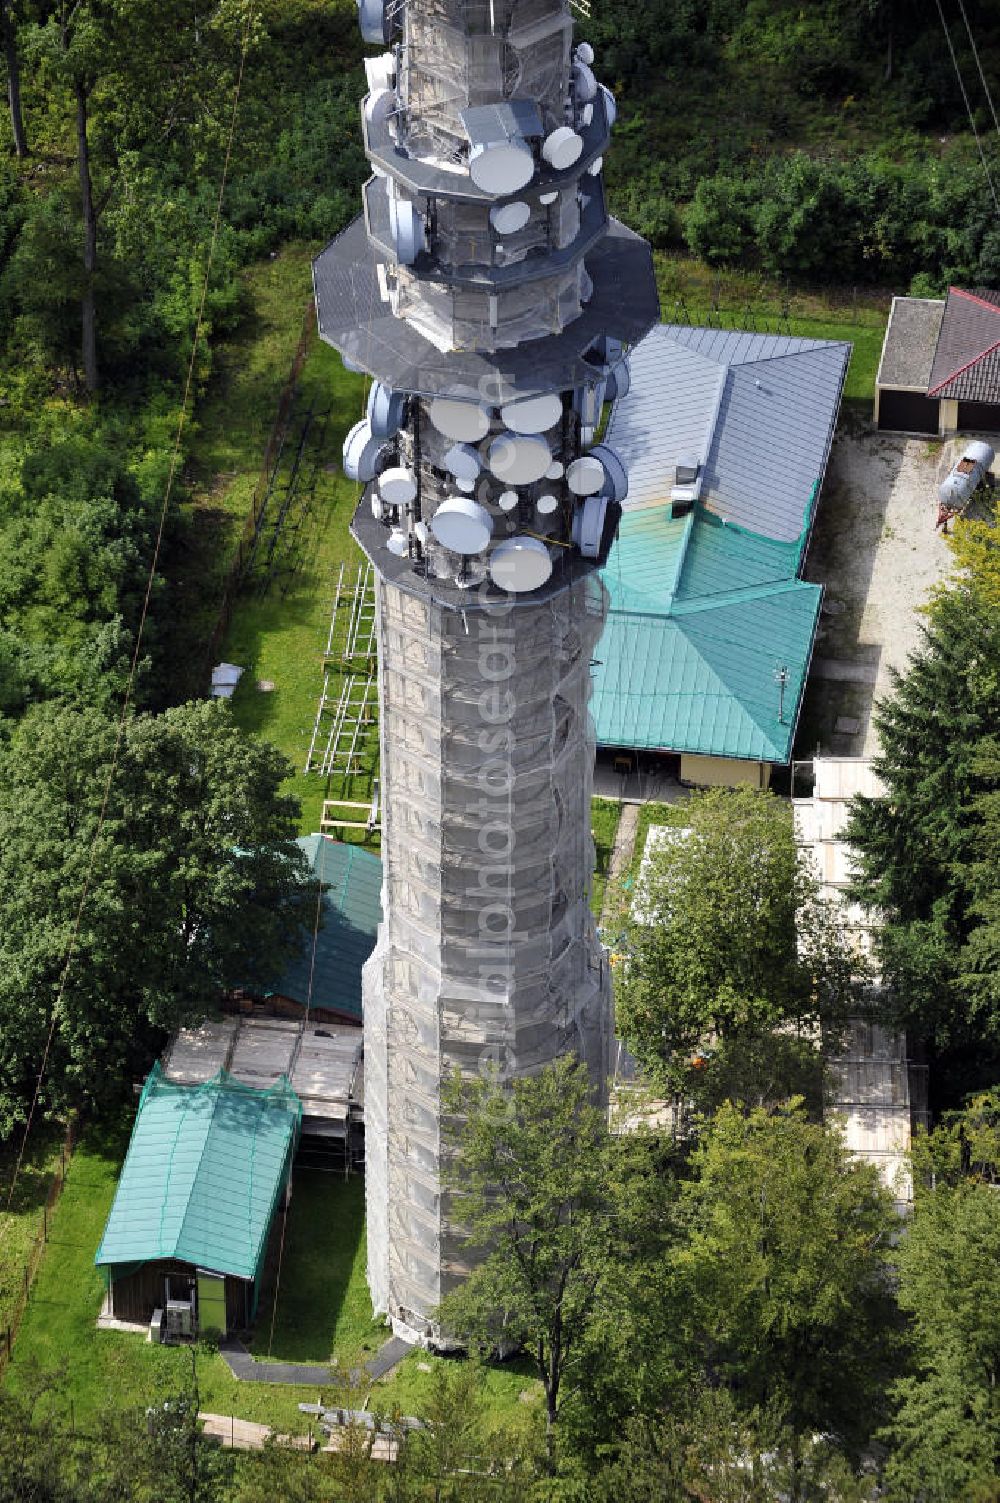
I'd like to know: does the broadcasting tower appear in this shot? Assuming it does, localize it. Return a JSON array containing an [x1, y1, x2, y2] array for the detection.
[[313, 0, 658, 1341]]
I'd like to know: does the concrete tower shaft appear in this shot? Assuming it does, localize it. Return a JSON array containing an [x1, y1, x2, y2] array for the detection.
[[313, 0, 659, 1338]]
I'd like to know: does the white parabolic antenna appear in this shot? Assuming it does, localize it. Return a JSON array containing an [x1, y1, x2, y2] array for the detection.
[[429, 396, 491, 442], [501, 392, 562, 433], [542, 127, 583, 171], [488, 432, 551, 484], [546, 460, 565, 480], [536, 493, 559, 515], [498, 490, 519, 511], [386, 529, 408, 556], [429, 497, 493, 554], [444, 442, 482, 482], [490, 535, 553, 592], [566, 455, 606, 496], [490, 201, 531, 235], [539, 190, 559, 205], [379, 466, 418, 506], [469, 140, 535, 195]]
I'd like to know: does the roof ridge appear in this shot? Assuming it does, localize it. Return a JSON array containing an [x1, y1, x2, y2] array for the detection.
[[928, 333, 1000, 398], [954, 286, 1000, 316], [731, 340, 853, 370], [175, 1069, 233, 1267]]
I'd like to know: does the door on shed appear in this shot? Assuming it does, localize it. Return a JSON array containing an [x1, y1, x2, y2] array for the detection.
[[958, 400, 1000, 433], [196, 1270, 227, 1337], [877, 389, 939, 434]]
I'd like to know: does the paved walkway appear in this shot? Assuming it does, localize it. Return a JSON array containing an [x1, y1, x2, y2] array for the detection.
[[219, 1334, 413, 1387], [600, 802, 639, 927]]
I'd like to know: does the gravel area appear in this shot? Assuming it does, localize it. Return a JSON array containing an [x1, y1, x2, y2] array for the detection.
[[797, 413, 996, 760]]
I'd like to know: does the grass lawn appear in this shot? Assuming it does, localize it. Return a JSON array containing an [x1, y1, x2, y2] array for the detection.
[[252, 1172, 385, 1368], [0, 1126, 66, 1338], [590, 798, 623, 918]]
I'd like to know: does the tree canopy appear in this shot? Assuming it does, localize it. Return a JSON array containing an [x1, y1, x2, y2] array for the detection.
[[0, 698, 308, 1130]]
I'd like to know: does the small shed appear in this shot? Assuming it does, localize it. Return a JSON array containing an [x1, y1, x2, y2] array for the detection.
[[875, 289, 1000, 435], [95, 1063, 301, 1335]]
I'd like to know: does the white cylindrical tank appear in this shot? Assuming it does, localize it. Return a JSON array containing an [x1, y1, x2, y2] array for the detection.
[[939, 440, 995, 508]]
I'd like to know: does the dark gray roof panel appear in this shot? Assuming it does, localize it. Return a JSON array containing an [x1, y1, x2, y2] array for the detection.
[[314, 215, 660, 401], [876, 297, 944, 391], [605, 323, 850, 545], [928, 287, 1000, 401]]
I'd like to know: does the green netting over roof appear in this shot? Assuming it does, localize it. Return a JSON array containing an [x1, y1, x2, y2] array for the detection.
[[95, 1062, 301, 1281], [593, 495, 822, 764], [268, 837, 382, 1021]]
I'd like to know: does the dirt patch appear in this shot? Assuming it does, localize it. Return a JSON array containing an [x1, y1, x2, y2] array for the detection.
[[797, 413, 993, 758]]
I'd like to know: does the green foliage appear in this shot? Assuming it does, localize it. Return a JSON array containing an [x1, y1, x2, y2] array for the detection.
[[883, 1099, 1000, 1499], [846, 540, 1000, 1084], [615, 789, 856, 1108], [0, 699, 307, 1129], [669, 1102, 900, 1452]]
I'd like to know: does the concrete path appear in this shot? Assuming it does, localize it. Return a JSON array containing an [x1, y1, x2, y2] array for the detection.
[[199, 1412, 314, 1451], [600, 802, 639, 927], [218, 1333, 413, 1387]]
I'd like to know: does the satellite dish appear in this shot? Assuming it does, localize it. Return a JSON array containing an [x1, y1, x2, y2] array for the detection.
[[364, 53, 395, 93], [575, 41, 595, 64], [500, 392, 562, 434], [605, 360, 631, 402], [490, 200, 531, 235], [546, 460, 565, 480], [357, 0, 390, 45], [539, 190, 559, 205], [389, 194, 424, 264], [343, 419, 389, 482], [379, 466, 418, 506], [488, 432, 551, 485], [542, 127, 583, 171], [367, 381, 405, 438], [590, 443, 629, 502], [572, 495, 610, 558], [498, 490, 519, 511], [572, 61, 598, 102], [489, 536, 553, 592], [581, 103, 594, 127], [414, 520, 429, 546], [364, 88, 395, 131], [469, 139, 535, 195], [536, 493, 559, 515], [600, 84, 617, 128], [429, 397, 491, 442], [370, 493, 383, 519], [386, 529, 408, 556], [456, 477, 476, 493], [429, 497, 494, 554], [444, 442, 482, 482], [566, 455, 606, 496], [588, 156, 603, 177]]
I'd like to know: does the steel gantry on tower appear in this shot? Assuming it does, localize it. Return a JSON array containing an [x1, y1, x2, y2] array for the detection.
[[313, 0, 659, 1342]]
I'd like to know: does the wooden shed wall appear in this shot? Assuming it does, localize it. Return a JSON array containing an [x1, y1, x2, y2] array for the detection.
[[107, 1260, 251, 1331]]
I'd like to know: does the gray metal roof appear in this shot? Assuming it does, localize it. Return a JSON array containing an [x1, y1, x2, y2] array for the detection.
[[876, 296, 945, 391], [607, 324, 851, 544], [927, 286, 1000, 401]]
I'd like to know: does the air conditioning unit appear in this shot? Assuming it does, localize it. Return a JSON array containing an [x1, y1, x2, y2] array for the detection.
[[148, 1308, 163, 1344], [164, 1298, 194, 1340]]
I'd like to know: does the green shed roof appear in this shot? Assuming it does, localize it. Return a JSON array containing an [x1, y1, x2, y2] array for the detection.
[[593, 504, 822, 764], [95, 1063, 301, 1281], [269, 837, 382, 1021]]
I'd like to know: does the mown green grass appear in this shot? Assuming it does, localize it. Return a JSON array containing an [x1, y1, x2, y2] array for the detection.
[[590, 797, 623, 918], [253, 1172, 385, 1367], [0, 1126, 65, 1338]]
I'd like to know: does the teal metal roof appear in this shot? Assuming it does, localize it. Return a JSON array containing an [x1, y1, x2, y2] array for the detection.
[[270, 837, 382, 1021], [594, 505, 822, 764], [95, 1063, 301, 1281]]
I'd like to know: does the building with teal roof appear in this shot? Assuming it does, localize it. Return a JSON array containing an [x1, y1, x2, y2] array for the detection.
[[265, 835, 382, 1022], [95, 1062, 301, 1336], [594, 324, 850, 784]]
